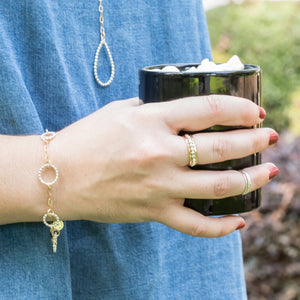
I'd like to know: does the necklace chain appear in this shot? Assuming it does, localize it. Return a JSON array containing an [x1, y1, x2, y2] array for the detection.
[[99, 0, 105, 40], [93, 0, 115, 87]]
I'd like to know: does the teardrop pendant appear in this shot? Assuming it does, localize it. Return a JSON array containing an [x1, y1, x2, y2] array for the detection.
[[93, 39, 115, 87]]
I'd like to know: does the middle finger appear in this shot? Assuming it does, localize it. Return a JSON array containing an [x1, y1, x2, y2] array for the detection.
[[174, 128, 278, 166]]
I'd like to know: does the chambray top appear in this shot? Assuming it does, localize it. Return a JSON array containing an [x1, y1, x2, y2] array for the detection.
[[0, 1, 247, 299]]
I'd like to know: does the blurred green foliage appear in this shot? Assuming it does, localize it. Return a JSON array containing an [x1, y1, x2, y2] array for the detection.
[[206, 2, 300, 132]]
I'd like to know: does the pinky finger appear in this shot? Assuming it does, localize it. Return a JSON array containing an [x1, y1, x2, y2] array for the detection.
[[157, 203, 245, 238]]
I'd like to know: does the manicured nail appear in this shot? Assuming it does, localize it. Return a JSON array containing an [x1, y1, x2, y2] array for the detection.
[[259, 107, 266, 119], [236, 222, 246, 230], [269, 166, 279, 180], [269, 132, 279, 145]]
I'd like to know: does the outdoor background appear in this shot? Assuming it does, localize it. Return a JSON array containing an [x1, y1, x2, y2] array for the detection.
[[204, 1, 300, 299]]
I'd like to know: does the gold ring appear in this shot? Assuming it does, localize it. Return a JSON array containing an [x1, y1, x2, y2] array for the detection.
[[184, 134, 198, 167], [240, 170, 252, 195]]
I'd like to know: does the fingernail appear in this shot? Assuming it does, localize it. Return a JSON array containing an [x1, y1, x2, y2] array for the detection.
[[236, 222, 246, 230], [259, 107, 266, 119], [269, 132, 279, 145], [269, 166, 279, 180]]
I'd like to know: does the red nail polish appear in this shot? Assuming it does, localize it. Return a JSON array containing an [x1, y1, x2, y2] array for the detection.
[[259, 107, 266, 119], [269, 132, 279, 145], [236, 222, 246, 230], [269, 167, 279, 180]]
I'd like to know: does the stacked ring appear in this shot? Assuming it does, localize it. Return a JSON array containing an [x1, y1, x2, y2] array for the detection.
[[184, 134, 198, 167], [240, 170, 252, 195]]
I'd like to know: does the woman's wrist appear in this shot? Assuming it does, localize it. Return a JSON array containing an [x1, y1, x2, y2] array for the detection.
[[49, 128, 85, 222], [0, 134, 46, 225]]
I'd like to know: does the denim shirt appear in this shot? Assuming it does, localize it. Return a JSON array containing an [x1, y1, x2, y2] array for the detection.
[[0, 1, 246, 299]]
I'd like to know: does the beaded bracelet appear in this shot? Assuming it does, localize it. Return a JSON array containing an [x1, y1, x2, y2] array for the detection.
[[39, 130, 64, 253]]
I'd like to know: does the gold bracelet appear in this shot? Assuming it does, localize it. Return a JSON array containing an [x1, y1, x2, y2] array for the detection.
[[38, 129, 64, 253]]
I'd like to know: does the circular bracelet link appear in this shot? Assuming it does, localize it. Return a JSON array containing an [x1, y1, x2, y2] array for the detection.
[[41, 131, 56, 143], [38, 163, 59, 186], [43, 210, 60, 228]]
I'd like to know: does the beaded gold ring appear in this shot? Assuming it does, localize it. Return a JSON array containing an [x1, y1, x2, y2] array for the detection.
[[184, 134, 198, 167]]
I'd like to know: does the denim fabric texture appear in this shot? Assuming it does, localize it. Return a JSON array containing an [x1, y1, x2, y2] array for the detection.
[[0, 1, 247, 299]]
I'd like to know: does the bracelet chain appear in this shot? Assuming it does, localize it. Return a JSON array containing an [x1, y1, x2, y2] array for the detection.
[[39, 129, 64, 253]]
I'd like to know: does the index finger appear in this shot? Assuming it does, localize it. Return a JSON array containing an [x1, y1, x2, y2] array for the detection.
[[160, 95, 265, 133]]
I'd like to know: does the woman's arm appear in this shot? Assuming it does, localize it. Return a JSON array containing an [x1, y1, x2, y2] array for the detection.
[[0, 134, 46, 224], [0, 95, 278, 237]]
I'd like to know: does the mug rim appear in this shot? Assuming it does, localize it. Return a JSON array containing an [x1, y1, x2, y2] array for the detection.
[[140, 63, 260, 77]]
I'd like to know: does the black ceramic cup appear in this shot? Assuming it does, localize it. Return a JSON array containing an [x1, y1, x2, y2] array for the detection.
[[139, 63, 262, 216]]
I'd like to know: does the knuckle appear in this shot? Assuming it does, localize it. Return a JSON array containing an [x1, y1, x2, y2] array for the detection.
[[191, 220, 229, 238], [104, 99, 123, 109], [251, 133, 264, 154], [216, 223, 229, 237], [126, 106, 142, 120], [204, 95, 224, 116], [212, 136, 231, 161], [213, 175, 231, 198], [104, 100, 117, 109], [135, 140, 171, 165], [241, 102, 258, 126], [249, 169, 261, 190], [191, 223, 206, 237]]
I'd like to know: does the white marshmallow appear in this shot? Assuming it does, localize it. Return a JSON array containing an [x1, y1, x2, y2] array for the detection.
[[196, 55, 244, 72], [154, 55, 244, 73], [161, 66, 180, 73], [226, 55, 244, 70], [184, 67, 197, 73]]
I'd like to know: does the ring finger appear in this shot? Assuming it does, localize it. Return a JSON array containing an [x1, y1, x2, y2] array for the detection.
[[172, 163, 278, 199]]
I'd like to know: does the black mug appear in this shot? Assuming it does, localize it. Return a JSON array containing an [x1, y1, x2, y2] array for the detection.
[[139, 63, 262, 216]]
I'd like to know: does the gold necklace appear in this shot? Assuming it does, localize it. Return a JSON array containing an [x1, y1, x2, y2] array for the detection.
[[93, 0, 115, 87]]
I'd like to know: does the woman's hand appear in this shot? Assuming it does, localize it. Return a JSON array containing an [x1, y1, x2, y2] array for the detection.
[[52, 95, 278, 237]]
